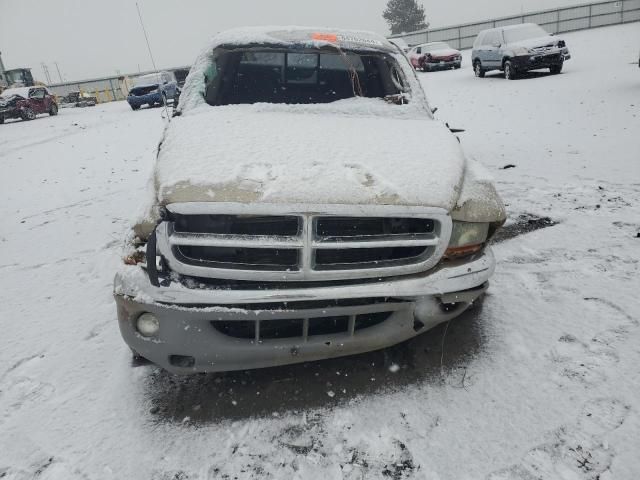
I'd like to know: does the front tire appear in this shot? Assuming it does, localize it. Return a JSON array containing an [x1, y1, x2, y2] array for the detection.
[[550, 63, 563, 74], [504, 60, 517, 80], [130, 104, 140, 111], [49, 103, 58, 116], [21, 108, 36, 120], [474, 61, 485, 78]]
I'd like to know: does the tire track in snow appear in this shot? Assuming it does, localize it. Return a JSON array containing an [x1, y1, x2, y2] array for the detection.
[[486, 397, 630, 480]]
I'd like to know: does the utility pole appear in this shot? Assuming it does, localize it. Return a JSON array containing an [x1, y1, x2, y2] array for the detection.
[[40, 62, 52, 84], [54, 62, 63, 83], [0, 51, 7, 87]]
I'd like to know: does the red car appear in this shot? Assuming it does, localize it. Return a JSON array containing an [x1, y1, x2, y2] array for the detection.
[[408, 42, 462, 71], [0, 86, 58, 124]]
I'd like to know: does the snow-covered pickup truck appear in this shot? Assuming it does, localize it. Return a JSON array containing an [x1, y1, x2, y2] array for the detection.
[[114, 27, 506, 374]]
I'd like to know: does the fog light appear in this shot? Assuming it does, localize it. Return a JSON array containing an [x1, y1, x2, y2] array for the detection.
[[136, 313, 159, 337], [414, 297, 439, 323]]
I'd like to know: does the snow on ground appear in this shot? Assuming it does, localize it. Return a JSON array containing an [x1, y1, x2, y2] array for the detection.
[[1, 23, 639, 480]]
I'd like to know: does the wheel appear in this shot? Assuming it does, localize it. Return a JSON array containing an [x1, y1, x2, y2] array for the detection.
[[550, 63, 563, 74], [0, 115, 4, 125], [130, 104, 140, 111], [454, 64, 461, 69], [21, 108, 36, 120], [49, 103, 58, 116], [504, 60, 517, 80], [473, 60, 485, 78]]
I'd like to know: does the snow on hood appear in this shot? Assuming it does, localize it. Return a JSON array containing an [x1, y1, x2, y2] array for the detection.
[[426, 48, 460, 57], [0, 87, 30, 99], [510, 35, 560, 49], [154, 99, 465, 210]]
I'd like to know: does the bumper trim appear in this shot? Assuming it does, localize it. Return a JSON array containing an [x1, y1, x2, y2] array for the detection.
[[115, 249, 495, 306]]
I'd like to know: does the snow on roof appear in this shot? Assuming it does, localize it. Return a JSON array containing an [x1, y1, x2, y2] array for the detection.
[[209, 25, 396, 52], [0, 86, 32, 98]]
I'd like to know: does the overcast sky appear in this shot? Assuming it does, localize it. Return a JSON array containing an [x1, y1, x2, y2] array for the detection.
[[0, 0, 584, 82]]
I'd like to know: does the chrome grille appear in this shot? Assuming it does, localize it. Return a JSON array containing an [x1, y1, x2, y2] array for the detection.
[[530, 44, 557, 54], [155, 203, 452, 281]]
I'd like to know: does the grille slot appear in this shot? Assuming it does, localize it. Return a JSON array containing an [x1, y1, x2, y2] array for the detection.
[[314, 246, 430, 269], [175, 245, 300, 271], [316, 216, 435, 239], [210, 311, 394, 340], [172, 214, 300, 236], [158, 204, 451, 281]]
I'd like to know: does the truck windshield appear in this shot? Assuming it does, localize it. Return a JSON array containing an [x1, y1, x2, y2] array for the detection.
[[504, 25, 549, 43], [204, 49, 407, 105], [133, 74, 162, 87]]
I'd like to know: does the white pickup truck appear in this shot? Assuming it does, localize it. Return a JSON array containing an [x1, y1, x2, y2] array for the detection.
[[114, 26, 506, 374]]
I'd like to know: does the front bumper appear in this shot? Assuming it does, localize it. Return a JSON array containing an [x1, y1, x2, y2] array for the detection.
[[425, 60, 461, 70], [127, 92, 162, 107], [114, 249, 495, 374], [0, 107, 19, 119], [512, 51, 569, 71]]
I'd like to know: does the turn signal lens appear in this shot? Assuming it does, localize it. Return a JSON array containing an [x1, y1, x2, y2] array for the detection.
[[444, 222, 490, 259], [444, 244, 484, 259]]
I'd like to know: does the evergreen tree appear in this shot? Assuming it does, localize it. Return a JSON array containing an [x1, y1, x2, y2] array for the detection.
[[383, 0, 428, 35]]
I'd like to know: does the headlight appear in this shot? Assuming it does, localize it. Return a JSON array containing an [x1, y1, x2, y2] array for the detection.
[[444, 222, 490, 259]]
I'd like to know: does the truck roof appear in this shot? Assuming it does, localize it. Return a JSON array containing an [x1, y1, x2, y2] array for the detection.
[[209, 26, 397, 53]]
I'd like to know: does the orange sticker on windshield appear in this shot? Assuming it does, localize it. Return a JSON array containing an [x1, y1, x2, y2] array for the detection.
[[312, 33, 338, 42]]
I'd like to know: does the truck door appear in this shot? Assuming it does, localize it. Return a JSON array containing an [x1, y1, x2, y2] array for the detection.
[[483, 30, 504, 68], [29, 88, 47, 113]]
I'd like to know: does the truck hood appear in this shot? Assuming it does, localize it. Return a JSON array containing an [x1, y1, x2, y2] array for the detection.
[[154, 99, 466, 211], [427, 48, 460, 58]]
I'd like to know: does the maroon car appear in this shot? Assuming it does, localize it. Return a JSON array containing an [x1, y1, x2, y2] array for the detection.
[[0, 86, 58, 124], [408, 42, 462, 71]]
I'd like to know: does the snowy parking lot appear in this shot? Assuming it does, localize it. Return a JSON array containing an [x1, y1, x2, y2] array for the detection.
[[1, 23, 639, 479]]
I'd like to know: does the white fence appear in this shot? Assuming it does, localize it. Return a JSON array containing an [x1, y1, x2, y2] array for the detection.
[[389, 0, 640, 48]]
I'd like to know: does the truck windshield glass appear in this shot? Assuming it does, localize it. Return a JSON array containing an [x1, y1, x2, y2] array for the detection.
[[504, 25, 549, 43], [204, 49, 407, 105]]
